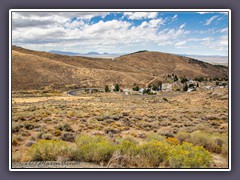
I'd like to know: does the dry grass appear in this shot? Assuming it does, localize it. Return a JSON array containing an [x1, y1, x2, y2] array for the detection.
[[11, 88, 228, 168]]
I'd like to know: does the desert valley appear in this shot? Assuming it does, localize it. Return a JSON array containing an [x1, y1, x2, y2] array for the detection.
[[11, 46, 229, 168]]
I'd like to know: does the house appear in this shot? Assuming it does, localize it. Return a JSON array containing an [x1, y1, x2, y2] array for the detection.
[[162, 83, 172, 91]]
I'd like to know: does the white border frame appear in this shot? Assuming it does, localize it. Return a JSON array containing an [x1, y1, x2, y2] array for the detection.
[[9, 9, 231, 171]]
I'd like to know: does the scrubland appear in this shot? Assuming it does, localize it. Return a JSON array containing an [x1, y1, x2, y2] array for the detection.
[[11, 88, 228, 168]]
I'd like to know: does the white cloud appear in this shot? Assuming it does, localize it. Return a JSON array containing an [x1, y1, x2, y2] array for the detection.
[[197, 12, 228, 15], [11, 12, 228, 55], [172, 14, 178, 20], [218, 28, 228, 33], [204, 15, 218, 25], [175, 41, 186, 47], [179, 23, 185, 29], [124, 12, 158, 20]]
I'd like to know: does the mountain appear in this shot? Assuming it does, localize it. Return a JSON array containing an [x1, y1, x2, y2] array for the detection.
[[12, 46, 228, 91], [49, 50, 80, 56], [85, 52, 100, 55]]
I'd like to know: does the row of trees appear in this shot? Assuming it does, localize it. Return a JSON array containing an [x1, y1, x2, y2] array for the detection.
[[105, 84, 120, 92]]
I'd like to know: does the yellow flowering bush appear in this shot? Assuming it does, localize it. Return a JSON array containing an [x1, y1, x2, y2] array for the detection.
[[167, 142, 212, 168], [29, 139, 72, 161]]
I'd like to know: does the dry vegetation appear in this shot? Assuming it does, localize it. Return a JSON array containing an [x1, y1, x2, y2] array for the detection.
[[12, 88, 228, 168], [12, 46, 227, 91]]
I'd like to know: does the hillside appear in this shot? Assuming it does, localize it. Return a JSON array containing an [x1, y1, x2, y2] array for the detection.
[[11, 46, 228, 91]]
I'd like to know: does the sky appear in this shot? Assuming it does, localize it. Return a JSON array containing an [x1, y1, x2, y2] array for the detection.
[[11, 11, 229, 56]]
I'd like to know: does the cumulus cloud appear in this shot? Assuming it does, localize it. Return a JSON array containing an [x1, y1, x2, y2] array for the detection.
[[123, 12, 158, 20], [11, 11, 228, 55]]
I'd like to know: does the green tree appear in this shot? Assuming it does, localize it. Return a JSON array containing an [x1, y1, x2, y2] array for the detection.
[[105, 85, 110, 92], [114, 84, 120, 92], [152, 84, 158, 91], [181, 77, 188, 84], [133, 86, 140, 91], [157, 81, 162, 90], [183, 83, 188, 91], [174, 75, 178, 82]]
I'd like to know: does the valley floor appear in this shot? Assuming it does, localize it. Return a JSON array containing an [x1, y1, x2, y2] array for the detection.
[[11, 89, 229, 169]]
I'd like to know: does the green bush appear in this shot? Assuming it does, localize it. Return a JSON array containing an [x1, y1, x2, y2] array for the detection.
[[146, 133, 166, 142], [74, 135, 115, 163], [137, 140, 170, 167], [176, 131, 191, 143], [29, 139, 72, 161], [167, 142, 212, 168], [189, 131, 228, 154]]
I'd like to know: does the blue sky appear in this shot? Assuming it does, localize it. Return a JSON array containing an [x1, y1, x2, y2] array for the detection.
[[12, 11, 229, 56]]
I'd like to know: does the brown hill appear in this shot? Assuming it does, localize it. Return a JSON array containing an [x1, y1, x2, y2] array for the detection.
[[11, 46, 228, 91]]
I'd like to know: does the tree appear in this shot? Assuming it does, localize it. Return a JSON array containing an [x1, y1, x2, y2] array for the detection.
[[157, 81, 162, 90], [133, 86, 140, 91], [105, 85, 110, 92], [114, 84, 120, 92], [148, 84, 152, 89], [152, 84, 158, 91], [188, 84, 194, 88], [213, 77, 220, 81], [143, 88, 151, 94], [174, 75, 178, 82], [194, 77, 204, 82], [183, 83, 188, 91], [181, 77, 188, 84]]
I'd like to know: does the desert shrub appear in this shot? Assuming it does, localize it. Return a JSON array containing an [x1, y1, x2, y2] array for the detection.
[[12, 138, 19, 146], [162, 97, 168, 102], [12, 123, 21, 133], [146, 133, 166, 142], [176, 131, 191, 143], [55, 124, 73, 132], [137, 140, 170, 167], [189, 131, 228, 154], [117, 139, 139, 162], [61, 132, 75, 142], [41, 133, 52, 140], [167, 142, 212, 168], [74, 134, 115, 163], [29, 139, 72, 161], [166, 137, 179, 145], [54, 129, 61, 136]]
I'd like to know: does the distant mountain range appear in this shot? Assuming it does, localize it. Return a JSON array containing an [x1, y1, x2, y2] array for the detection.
[[49, 50, 228, 65], [49, 50, 124, 58]]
